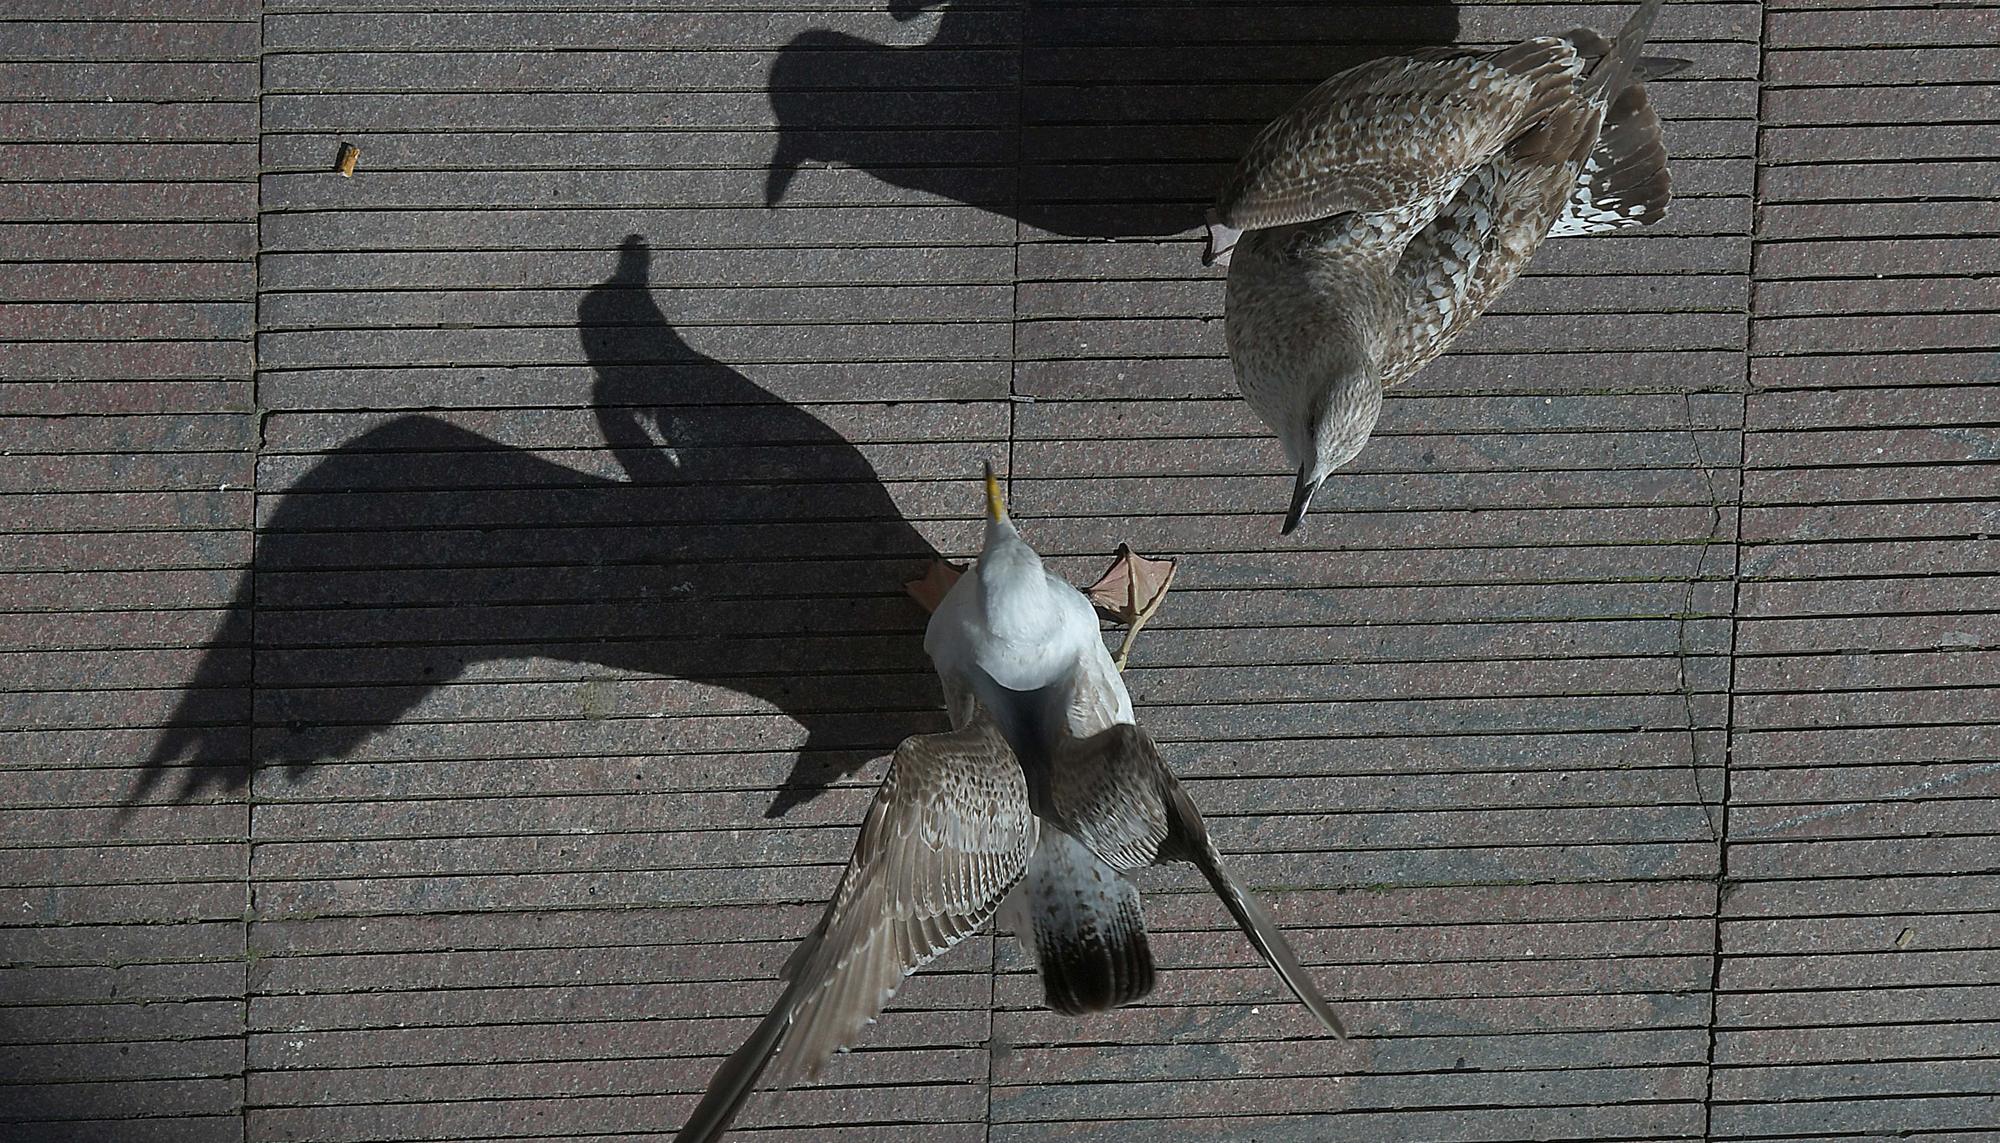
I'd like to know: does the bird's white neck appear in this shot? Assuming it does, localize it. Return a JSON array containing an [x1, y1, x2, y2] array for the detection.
[[976, 516, 1059, 646]]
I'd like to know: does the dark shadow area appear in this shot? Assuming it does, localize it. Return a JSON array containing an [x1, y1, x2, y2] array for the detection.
[[768, 0, 1462, 236], [138, 236, 943, 819]]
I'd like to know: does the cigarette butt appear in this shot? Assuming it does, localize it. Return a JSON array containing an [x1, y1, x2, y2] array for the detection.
[[334, 142, 359, 177]]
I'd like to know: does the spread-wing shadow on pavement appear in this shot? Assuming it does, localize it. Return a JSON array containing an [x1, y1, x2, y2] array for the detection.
[[137, 235, 945, 820]]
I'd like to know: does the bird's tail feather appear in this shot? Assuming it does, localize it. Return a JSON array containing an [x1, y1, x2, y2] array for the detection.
[[1015, 829, 1156, 1015], [1566, 28, 1690, 85], [1583, 0, 1668, 100], [1164, 783, 1348, 1038]]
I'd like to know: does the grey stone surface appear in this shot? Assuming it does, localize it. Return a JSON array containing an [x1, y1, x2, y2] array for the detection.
[[2, 0, 1993, 1139]]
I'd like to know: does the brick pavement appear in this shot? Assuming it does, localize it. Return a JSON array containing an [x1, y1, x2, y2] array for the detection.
[[1, 1, 1994, 1139]]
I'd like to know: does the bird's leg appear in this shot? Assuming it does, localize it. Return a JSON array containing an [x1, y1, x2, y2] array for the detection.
[[1113, 618, 1142, 672], [1086, 545, 1178, 671], [1111, 575, 1173, 671]]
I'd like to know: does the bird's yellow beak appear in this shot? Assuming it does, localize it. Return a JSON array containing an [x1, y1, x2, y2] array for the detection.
[[983, 462, 1008, 522]]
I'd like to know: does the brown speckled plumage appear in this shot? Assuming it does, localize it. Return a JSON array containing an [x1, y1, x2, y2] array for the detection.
[[1218, 0, 1675, 532], [673, 711, 1034, 1143], [677, 476, 1350, 1140], [676, 706, 1348, 1141]]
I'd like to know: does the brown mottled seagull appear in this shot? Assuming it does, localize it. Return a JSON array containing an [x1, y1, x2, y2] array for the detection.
[[674, 467, 1346, 1141], [1209, 0, 1684, 533]]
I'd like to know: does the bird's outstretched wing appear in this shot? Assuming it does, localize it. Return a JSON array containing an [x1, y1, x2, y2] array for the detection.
[[675, 716, 1037, 1142], [1160, 778, 1349, 1039], [1214, 39, 1585, 245]]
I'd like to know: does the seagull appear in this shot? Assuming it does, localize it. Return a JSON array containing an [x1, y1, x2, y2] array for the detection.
[[1209, 0, 1682, 533], [673, 467, 1346, 1141]]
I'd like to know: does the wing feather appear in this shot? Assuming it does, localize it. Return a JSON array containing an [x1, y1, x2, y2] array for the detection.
[[1380, 111, 1596, 390], [674, 717, 1035, 1143], [1215, 41, 1583, 243], [1161, 781, 1349, 1039]]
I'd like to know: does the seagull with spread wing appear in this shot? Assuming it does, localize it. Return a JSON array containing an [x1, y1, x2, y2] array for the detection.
[[1211, 0, 1684, 533], [674, 467, 1345, 1141]]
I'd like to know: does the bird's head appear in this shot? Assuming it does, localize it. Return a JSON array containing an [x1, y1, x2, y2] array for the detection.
[[613, 233, 649, 279], [1277, 351, 1382, 536]]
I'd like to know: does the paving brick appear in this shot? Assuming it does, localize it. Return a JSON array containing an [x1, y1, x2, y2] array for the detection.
[[1713, 1020, 2000, 1067], [1763, 82, 2000, 124], [1713, 1094, 1999, 1138], [1, 841, 246, 884], [0, 184, 258, 224], [0, 1119, 244, 1143], [0, 340, 253, 383], [0, 100, 255, 143], [245, 968, 982, 1032], [1765, 44, 2000, 84], [991, 1103, 1703, 1143], [1757, 238, 2000, 283], [1753, 352, 1996, 393], [1720, 911, 1997, 957], [244, 1090, 985, 1142], [248, 1047, 985, 1106], [1762, 158, 2000, 202], [0, 1077, 242, 1121], [1761, 200, 2000, 242], [993, 1064, 1704, 1121], [1733, 711, 2000, 766], [257, 126, 1007, 173], [0, 382, 253, 416], [262, 9, 1022, 51], [262, 206, 1014, 253], [1745, 462, 1999, 506], [1731, 835, 2000, 881], [1742, 501, 1999, 544], [0, 221, 256, 262], [1000, 1026, 1706, 1084], [0, 19, 256, 58], [1767, 8, 1997, 47], [1759, 276, 2000, 319], [1722, 947, 2000, 993], [0, 1038, 241, 1084], [262, 283, 1012, 328], [4, 141, 255, 181]]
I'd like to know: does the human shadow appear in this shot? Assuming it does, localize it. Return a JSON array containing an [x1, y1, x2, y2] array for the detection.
[[767, 0, 1461, 237], [137, 236, 943, 819]]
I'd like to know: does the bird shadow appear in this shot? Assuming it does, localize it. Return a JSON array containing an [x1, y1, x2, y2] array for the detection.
[[767, 0, 1462, 237], [134, 236, 945, 819]]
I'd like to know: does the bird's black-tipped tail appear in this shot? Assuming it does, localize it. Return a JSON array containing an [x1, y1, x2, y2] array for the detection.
[[1165, 783, 1349, 1038], [1583, 0, 1668, 101], [1013, 830, 1157, 1015]]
